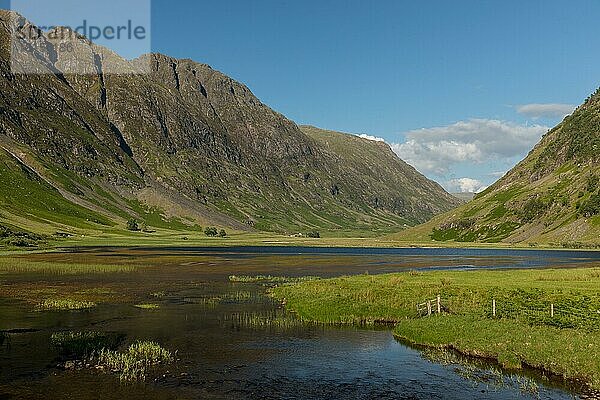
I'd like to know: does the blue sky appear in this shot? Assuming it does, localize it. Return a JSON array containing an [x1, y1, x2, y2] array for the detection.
[[6, 0, 599, 192]]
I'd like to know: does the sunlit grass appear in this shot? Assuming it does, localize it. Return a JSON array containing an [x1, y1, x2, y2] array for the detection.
[[0, 258, 136, 275], [37, 298, 96, 310], [229, 275, 320, 284], [134, 303, 160, 310], [94, 341, 173, 382]]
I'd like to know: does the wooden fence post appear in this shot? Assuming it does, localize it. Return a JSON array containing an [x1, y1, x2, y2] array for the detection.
[[551, 303, 554, 318], [427, 301, 432, 316], [493, 299, 496, 317], [437, 295, 441, 314]]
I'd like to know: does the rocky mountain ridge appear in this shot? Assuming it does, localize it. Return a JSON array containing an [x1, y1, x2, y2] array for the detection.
[[0, 10, 459, 236]]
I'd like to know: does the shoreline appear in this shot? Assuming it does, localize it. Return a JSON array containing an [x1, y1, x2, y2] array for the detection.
[[391, 334, 591, 396], [2, 234, 600, 256]]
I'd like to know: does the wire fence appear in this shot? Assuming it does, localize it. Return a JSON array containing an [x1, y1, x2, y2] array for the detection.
[[417, 296, 600, 331], [491, 300, 600, 331]]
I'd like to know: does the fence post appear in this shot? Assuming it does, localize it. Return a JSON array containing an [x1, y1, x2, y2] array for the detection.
[[551, 303, 554, 318], [493, 299, 496, 317], [427, 300, 432, 316], [437, 295, 441, 314]]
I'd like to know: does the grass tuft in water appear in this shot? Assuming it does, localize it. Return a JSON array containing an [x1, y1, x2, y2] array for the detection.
[[134, 303, 160, 310], [223, 310, 320, 331], [94, 341, 174, 382], [229, 275, 320, 284], [37, 298, 96, 310]]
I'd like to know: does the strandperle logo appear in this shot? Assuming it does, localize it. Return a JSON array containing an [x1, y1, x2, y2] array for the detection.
[[15, 20, 148, 42], [9, 0, 151, 75]]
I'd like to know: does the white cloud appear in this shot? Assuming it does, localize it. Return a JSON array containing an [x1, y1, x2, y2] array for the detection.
[[390, 119, 548, 175], [516, 103, 575, 119], [447, 178, 488, 193], [357, 133, 385, 142]]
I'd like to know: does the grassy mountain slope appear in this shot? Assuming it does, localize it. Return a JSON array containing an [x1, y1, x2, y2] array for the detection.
[[0, 10, 458, 238], [395, 89, 600, 246], [300, 125, 460, 227]]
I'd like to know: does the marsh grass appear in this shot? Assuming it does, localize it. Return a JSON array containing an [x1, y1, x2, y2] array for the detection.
[[37, 298, 96, 311], [94, 341, 173, 382], [195, 291, 261, 307], [229, 275, 320, 284], [134, 303, 160, 310], [224, 311, 319, 331], [0, 258, 136, 275], [51, 331, 124, 358]]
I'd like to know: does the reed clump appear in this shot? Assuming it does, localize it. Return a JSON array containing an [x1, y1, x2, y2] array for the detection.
[[94, 341, 173, 382]]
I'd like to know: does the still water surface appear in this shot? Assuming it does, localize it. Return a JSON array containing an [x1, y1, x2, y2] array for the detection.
[[1, 246, 599, 399]]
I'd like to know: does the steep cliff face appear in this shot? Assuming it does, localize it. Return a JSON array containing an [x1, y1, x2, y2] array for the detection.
[[0, 11, 459, 234], [399, 90, 600, 245]]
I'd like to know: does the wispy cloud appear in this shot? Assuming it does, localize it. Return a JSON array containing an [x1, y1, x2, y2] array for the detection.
[[390, 119, 548, 175], [516, 103, 575, 119]]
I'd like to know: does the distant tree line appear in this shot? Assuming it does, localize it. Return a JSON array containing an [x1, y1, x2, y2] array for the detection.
[[204, 227, 227, 237]]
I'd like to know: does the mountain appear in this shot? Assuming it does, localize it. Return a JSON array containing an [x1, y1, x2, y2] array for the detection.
[[397, 89, 600, 246], [0, 10, 459, 238], [450, 193, 475, 202], [299, 125, 458, 224]]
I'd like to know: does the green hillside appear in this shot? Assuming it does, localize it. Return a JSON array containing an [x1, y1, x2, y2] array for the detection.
[[395, 89, 600, 247]]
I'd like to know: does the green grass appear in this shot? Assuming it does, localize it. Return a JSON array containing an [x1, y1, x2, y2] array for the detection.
[[271, 267, 600, 388], [0, 149, 113, 230], [0, 258, 137, 275], [94, 341, 173, 382], [37, 298, 96, 310], [229, 275, 321, 284], [396, 316, 600, 387], [134, 303, 160, 310], [225, 310, 319, 330]]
